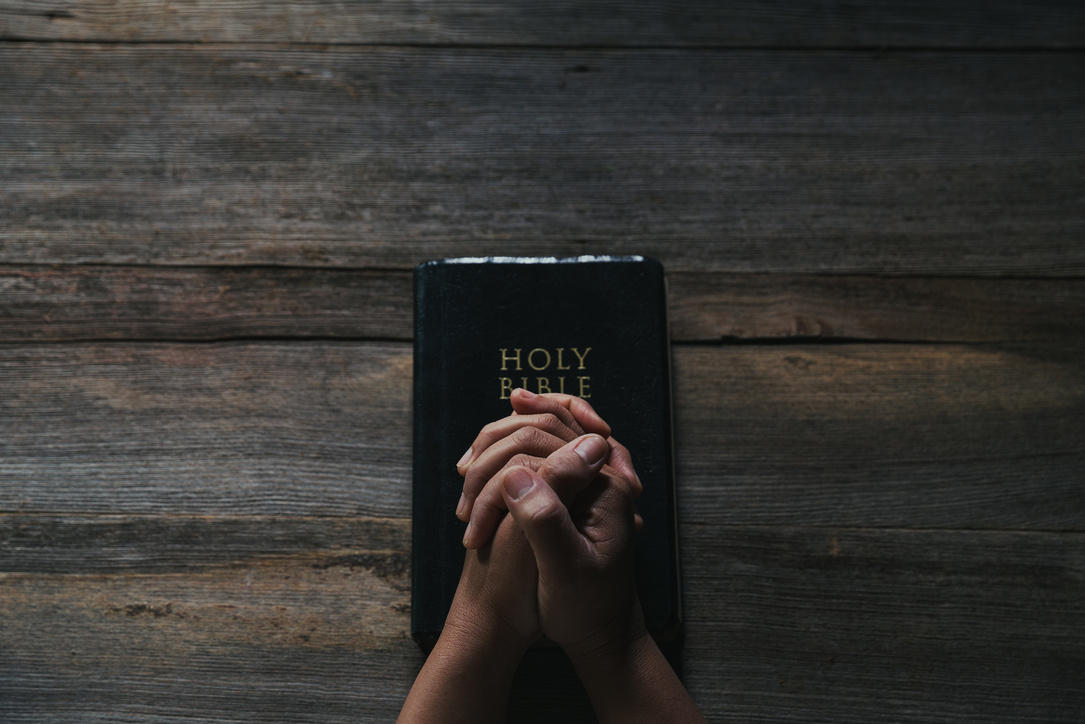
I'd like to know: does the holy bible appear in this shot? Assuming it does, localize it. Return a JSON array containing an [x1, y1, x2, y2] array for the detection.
[[411, 256, 681, 651]]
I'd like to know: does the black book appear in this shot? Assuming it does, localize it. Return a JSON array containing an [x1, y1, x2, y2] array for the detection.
[[412, 256, 681, 651]]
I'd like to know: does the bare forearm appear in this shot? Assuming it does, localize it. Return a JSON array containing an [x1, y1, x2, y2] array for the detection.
[[398, 612, 527, 723], [569, 629, 706, 724]]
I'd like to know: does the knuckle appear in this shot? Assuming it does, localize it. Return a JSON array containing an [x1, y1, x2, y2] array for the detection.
[[539, 412, 561, 429], [536, 413, 572, 437], [528, 498, 566, 529], [572, 397, 595, 417], [512, 425, 547, 450], [601, 466, 635, 493], [540, 449, 579, 478], [477, 420, 502, 442], [508, 453, 537, 469]]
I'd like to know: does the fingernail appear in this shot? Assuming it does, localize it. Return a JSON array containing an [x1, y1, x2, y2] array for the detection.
[[517, 388, 535, 399], [462, 520, 473, 547], [574, 435, 608, 467], [456, 446, 473, 469], [503, 468, 535, 501], [455, 492, 467, 519]]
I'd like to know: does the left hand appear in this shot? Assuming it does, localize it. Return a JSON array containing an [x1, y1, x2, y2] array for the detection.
[[445, 511, 541, 650], [397, 514, 539, 724]]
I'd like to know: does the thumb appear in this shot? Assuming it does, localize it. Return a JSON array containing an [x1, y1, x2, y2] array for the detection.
[[537, 433, 610, 506], [500, 467, 582, 577]]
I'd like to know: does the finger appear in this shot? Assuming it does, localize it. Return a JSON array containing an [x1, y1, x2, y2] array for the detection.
[[461, 453, 543, 548], [500, 467, 585, 579], [510, 389, 637, 495], [566, 473, 637, 552], [464, 433, 608, 549], [534, 434, 610, 507], [509, 389, 611, 438], [460, 426, 568, 520], [508, 388, 585, 436], [602, 437, 643, 498], [457, 411, 582, 475]]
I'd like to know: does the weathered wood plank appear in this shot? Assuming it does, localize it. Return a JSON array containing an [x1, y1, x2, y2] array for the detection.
[[2, 46, 1082, 274], [1, 342, 1081, 530], [673, 343, 1085, 530], [0, 265, 414, 341], [1, 0, 1083, 47], [680, 525, 1085, 722], [0, 549, 418, 722], [3, 266, 1084, 343], [666, 273, 1085, 343], [0, 514, 409, 574], [2, 524, 1081, 721], [0, 342, 413, 517]]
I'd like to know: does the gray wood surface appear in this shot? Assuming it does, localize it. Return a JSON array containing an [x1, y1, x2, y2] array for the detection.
[[2, 46, 1082, 274], [0, 266, 415, 342], [4, 266, 1085, 343], [2, 2, 1083, 722], [681, 525, 1085, 723], [3, 519, 1081, 722], [1, 0, 1083, 47]]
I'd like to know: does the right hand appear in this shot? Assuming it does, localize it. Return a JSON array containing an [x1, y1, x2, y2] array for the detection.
[[498, 437, 645, 657]]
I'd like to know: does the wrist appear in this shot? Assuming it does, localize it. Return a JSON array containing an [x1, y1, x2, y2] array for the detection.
[[555, 590, 646, 664], [561, 594, 649, 667], [564, 599, 699, 724], [399, 596, 531, 724], [443, 597, 533, 670]]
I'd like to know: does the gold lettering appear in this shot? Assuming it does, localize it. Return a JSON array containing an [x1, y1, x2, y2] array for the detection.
[[556, 348, 571, 370], [500, 348, 522, 372], [498, 347, 594, 398], [528, 348, 551, 371], [571, 347, 591, 370]]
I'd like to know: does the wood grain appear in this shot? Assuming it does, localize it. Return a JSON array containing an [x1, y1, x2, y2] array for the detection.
[[0, 514, 409, 574], [2, 46, 1082, 274], [2, 2, 1081, 720], [0, 342, 412, 517], [2, 341, 1081, 530], [2, 521, 1081, 722], [680, 525, 1085, 723], [3, 266, 1084, 343], [0, 265, 414, 341], [673, 343, 1085, 530], [1, 0, 1083, 47], [666, 273, 1085, 343], [0, 548, 419, 722]]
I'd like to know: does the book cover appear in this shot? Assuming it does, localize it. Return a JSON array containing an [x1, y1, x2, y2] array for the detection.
[[412, 256, 681, 651]]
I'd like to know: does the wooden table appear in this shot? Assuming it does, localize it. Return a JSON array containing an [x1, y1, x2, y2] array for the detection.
[[2, 3, 1083, 721]]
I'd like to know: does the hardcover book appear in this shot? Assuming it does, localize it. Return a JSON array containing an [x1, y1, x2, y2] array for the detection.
[[412, 256, 681, 651]]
